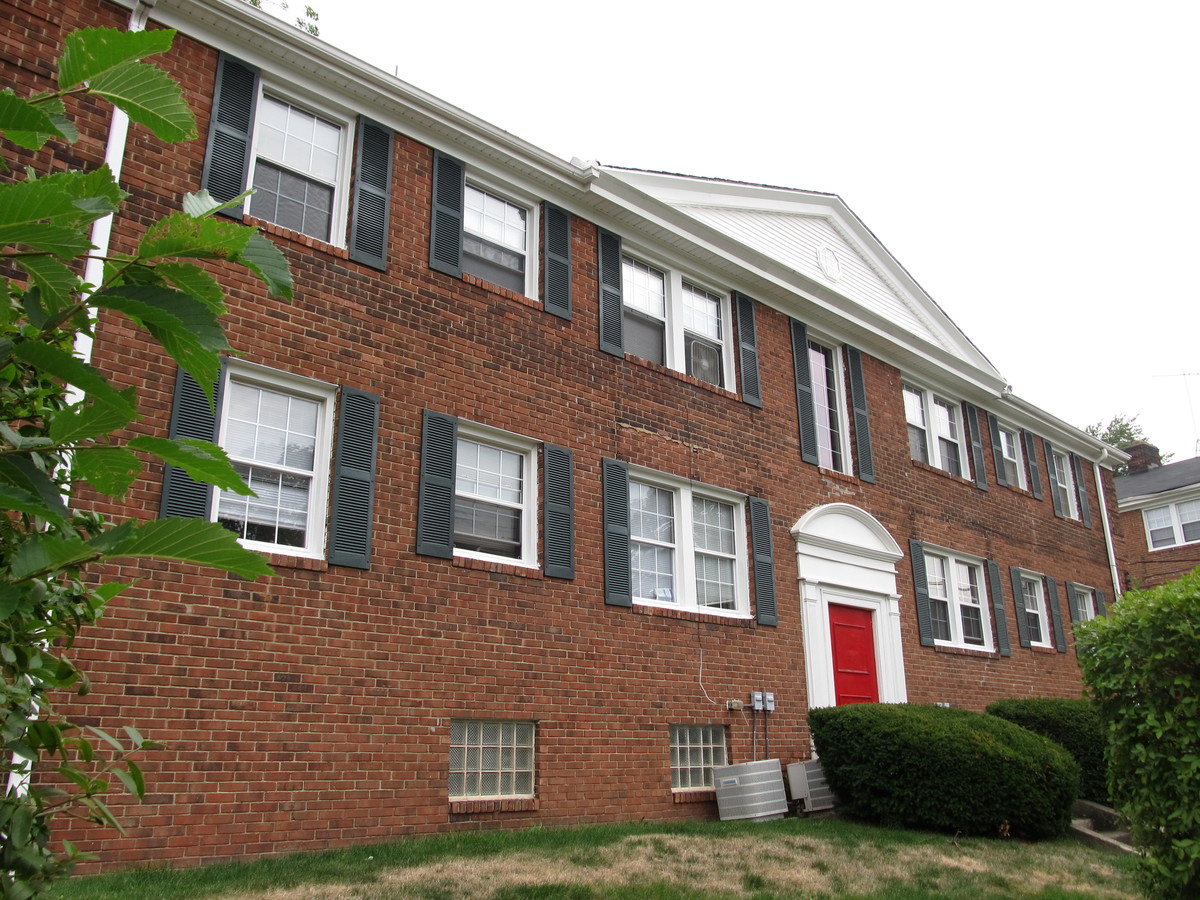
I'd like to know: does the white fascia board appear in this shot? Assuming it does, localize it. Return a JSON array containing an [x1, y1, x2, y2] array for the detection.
[[999, 394, 1128, 467], [115, 0, 598, 203]]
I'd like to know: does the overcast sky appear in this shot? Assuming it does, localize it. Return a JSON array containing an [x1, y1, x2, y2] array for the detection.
[[301, 0, 1199, 462]]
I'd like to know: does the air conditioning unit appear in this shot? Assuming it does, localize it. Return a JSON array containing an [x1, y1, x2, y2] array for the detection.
[[712, 759, 788, 822], [786, 758, 836, 812]]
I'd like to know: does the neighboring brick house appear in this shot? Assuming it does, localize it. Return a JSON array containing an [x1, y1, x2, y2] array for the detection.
[[1115, 442, 1200, 588], [5, 0, 1126, 870]]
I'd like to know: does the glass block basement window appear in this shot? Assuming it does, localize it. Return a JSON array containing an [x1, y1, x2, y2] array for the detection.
[[449, 720, 535, 799], [670, 724, 727, 790]]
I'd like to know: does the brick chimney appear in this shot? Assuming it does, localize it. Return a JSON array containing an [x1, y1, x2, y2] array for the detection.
[[1125, 441, 1162, 474]]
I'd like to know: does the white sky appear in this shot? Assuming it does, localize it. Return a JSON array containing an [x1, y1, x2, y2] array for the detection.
[[303, 0, 1199, 462]]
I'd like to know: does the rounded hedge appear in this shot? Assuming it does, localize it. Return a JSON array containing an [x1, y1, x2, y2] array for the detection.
[[986, 697, 1106, 803], [809, 703, 1080, 840]]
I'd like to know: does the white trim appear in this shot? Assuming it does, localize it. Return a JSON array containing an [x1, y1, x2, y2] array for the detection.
[[921, 546, 993, 651], [462, 173, 541, 299], [903, 381, 970, 478], [452, 420, 540, 570], [1016, 569, 1053, 648], [805, 336, 853, 475]]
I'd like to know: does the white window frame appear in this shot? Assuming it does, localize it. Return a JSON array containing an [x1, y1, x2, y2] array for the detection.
[[923, 547, 993, 650], [1018, 572, 1053, 648], [1069, 583, 1099, 623], [669, 724, 727, 792], [807, 337, 852, 474], [628, 468, 750, 619], [1050, 450, 1080, 520], [620, 250, 734, 390], [452, 422, 539, 570], [246, 86, 353, 245], [996, 421, 1027, 490], [461, 174, 540, 299], [1142, 499, 1200, 550], [903, 382, 969, 477], [213, 361, 338, 560], [448, 719, 535, 800]]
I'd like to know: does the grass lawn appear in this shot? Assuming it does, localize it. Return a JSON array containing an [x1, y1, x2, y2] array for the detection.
[[48, 816, 1141, 900]]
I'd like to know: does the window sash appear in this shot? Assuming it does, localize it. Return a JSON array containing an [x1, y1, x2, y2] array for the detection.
[[1145, 500, 1200, 549], [926, 551, 990, 648], [809, 342, 844, 471], [1070, 586, 1097, 623], [999, 426, 1026, 488], [1022, 578, 1047, 645], [453, 433, 535, 565], [1052, 452, 1079, 519]]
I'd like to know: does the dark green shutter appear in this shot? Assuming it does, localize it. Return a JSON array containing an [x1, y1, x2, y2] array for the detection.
[[201, 54, 259, 218], [987, 413, 1009, 487], [1010, 566, 1032, 648], [846, 346, 876, 483], [1065, 581, 1082, 623], [328, 387, 379, 568], [734, 292, 762, 408], [1046, 576, 1067, 652], [1045, 439, 1065, 518], [790, 319, 819, 466], [986, 560, 1011, 657], [1095, 590, 1107, 616], [161, 365, 223, 519], [1024, 431, 1044, 499], [964, 403, 988, 490], [429, 150, 464, 278], [601, 458, 632, 606], [909, 539, 935, 647], [543, 443, 574, 579], [598, 230, 624, 357], [543, 203, 572, 320], [749, 497, 777, 626], [1072, 454, 1092, 527], [416, 410, 457, 558], [348, 117, 393, 270]]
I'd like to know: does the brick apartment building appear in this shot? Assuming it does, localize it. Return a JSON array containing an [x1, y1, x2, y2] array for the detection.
[[5, 0, 1126, 869], [1115, 442, 1200, 589]]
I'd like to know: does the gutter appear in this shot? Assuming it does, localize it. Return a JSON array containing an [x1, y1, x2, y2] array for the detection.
[[1092, 462, 1123, 599]]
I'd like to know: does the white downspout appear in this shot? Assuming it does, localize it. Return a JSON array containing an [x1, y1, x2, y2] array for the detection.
[[1093, 461, 1122, 600]]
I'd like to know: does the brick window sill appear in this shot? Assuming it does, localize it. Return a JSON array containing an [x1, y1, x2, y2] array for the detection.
[[910, 459, 975, 485], [933, 644, 1000, 660], [461, 273, 543, 313], [244, 216, 349, 260], [672, 790, 716, 805], [624, 354, 741, 403], [450, 798, 539, 814], [632, 604, 754, 628], [453, 554, 544, 581]]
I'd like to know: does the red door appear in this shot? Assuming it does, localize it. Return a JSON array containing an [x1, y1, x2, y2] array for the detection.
[[829, 604, 879, 705]]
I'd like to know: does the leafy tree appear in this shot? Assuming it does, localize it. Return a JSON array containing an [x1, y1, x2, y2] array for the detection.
[[1085, 414, 1171, 475], [1, 27, 289, 896], [245, 0, 320, 36]]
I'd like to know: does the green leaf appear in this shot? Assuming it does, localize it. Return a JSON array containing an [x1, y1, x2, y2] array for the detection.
[[9, 533, 94, 580], [49, 396, 137, 445], [0, 223, 94, 258], [85, 726, 125, 753], [138, 212, 252, 261], [72, 446, 141, 496], [0, 483, 61, 521], [58, 27, 176, 88], [0, 89, 65, 150], [0, 166, 124, 230], [154, 261, 226, 316], [182, 188, 253, 219], [238, 231, 294, 300], [123, 725, 145, 748], [89, 61, 197, 144], [13, 255, 81, 316], [93, 517, 274, 580], [0, 456, 70, 527], [128, 436, 252, 494], [9, 340, 136, 416]]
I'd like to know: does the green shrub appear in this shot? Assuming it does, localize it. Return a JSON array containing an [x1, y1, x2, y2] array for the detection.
[[1076, 568, 1200, 900], [809, 703, 1079, 840], [986, 697, 1107, 803]]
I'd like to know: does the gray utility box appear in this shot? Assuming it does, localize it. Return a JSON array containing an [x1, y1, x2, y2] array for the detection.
[[712, 759, 789, 822]]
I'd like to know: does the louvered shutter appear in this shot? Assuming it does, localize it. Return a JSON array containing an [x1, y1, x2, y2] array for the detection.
[[986, 560, 1011, 657], [1010, 566, 1032, 648], [1024, 431, 1044, 499], [1065, 581, 1083, 623], [348, 117, 393, 270], [543, 444, 574, 579], [749, 497, 777, 626], [429, 150, 464, 277], [416, 410, 457, 558], [601, 458, 632, 606], [1044, 438, 1065, 517], [1046, 576, 1067, 652], [328, 387, 380, 568], [598, 230, 624, 357], [1072, 454, 1092, 527], [201, 54, 259, 218], [964, 403, 988, 490], [846, 346, 876, 483], [1095, 590, 1107, 616], [734, 292, 763, 408], [790, 319, 819, 465], [987, 413, 1009, 487], [909, 539, 935, 647], [161, 366, 223, 519], [543, 203, 572, 320]]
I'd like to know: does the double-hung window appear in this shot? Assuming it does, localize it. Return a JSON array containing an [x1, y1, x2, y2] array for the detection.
[[1143, 499, 1200, 549], [923, 550, 990, 649], [1049, 450, 1080, 520], [1068, 584, 1099, 623], [1018, 574, 1052, 647], [449, 719, 535, 800], [669, 725, 727, 791], [903, 384, 968, 477], [620, 254, 731, 390], [808, 340, 847, 471], [996, 422, 1027, 489], [462, 183, 534, 295], [214, 364, 337, 559], [453, 424, 538, 568], [628, 471, 748, 616]]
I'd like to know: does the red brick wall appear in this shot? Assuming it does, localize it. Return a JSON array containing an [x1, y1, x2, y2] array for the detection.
[[5, 0, 1116, 870]]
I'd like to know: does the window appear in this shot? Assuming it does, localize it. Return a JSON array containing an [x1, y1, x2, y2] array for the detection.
[[1144, 499, 1200, 549], [620, 254, 731, 389], [1049, 449, 1080, 520], [628, 471, 748, 616], [903, 384, 968, 477], [449, 720, 535, 800], [214, 364, 337, 559], [1069, 584, 1099, 623], [996, 422, 1027, 489], [808, 340, 846, 471], [1019, 575, 1052, 647], [924, 550, 991, 649], [462, 184, 532, 294], [670, 725, 727, 791], [454, 424, 538, 568]]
